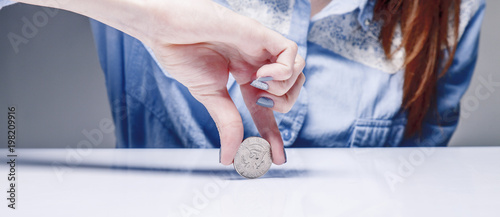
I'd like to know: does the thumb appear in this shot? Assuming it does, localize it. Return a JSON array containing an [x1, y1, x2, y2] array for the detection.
[[197, 90, 243, 165]]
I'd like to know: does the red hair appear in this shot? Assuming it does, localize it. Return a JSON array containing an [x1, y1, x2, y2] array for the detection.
[[374, 0, 461, 136]]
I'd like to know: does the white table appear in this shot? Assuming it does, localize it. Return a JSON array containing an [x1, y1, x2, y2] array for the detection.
[[1, 147, 500, 217]]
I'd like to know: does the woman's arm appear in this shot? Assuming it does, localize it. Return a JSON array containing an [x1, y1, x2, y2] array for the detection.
[[14, 0, 306, 165], [15, 0, 231, 47]]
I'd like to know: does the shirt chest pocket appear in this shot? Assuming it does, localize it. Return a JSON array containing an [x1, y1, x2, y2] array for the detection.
[[350, 119, 406, 147]]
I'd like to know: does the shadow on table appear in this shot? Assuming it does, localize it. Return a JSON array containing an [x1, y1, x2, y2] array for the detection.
[[18, 158, 311, 179]]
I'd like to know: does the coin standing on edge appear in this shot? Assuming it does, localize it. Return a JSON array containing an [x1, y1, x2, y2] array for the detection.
[[233, 137, 273, 179]]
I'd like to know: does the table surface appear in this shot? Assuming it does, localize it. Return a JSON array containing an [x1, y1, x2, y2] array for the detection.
[[1, 147, 500, 217]]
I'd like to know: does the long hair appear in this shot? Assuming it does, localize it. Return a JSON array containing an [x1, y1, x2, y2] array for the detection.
[[374, 0, 461, 137]]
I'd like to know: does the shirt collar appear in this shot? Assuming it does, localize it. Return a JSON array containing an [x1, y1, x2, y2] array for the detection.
[[310, 0, 375, 31]]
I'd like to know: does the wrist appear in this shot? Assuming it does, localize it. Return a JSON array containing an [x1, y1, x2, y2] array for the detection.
[[144, 0, 250, 47]]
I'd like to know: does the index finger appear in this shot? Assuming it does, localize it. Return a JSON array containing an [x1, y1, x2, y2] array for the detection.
[[240, 84, 286, 165]]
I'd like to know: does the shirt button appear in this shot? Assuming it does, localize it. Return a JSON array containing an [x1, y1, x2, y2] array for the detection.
[[364, 19, 371, 26], [282, 130, 291, 141]]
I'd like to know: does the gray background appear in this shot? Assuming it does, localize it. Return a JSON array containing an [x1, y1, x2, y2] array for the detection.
[[0, 2, 498, 148]]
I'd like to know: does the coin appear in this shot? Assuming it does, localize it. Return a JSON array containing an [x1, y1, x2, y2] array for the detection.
[[233, 137, 272, 179]]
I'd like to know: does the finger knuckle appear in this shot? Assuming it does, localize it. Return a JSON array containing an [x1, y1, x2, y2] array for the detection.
[[219, 120, 243, 131], [274, 81, 289, 96], [276, 103, 293, 113], [277, 95, 294, 113], [288, 41, 298, 53], [274, 66, 293, 80], [298, 73, 306, 84], [297, 56, 306, 69]]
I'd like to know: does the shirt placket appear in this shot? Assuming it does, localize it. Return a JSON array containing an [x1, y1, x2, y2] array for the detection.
[[274, 0, 311, 146]]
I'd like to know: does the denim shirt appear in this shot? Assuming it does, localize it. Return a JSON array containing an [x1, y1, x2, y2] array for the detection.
[[86, 0, 485, 148]]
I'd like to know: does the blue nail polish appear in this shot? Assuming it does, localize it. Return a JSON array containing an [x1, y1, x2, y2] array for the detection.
[[257, 97, 274, 108], [251, 80, 269, 90], [257, 76, 273, 82]]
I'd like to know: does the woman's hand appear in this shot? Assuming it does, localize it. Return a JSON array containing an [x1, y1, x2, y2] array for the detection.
[[154, 38, 305, 166], [16, 0, 305, 165], [149, 0, 305, 165]]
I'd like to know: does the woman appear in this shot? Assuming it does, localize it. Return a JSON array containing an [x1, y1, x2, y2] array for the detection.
[[4, 0, 485, 165]]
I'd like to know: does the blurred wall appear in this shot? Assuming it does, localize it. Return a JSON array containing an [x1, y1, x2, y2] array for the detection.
[[0, 4, 115, 148], [0, 2, 498, 148], [448, 0, 500, 146]]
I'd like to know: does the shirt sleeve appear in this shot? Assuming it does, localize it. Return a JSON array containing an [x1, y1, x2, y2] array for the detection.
[[0, 0, 15, 10], [400, 1, 486, 146]]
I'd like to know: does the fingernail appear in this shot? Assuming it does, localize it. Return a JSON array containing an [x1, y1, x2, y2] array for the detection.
[[257, 76, 273, 82], [251, 80, 269, 90], [219, 148, 221, 163], [256, 97, 274, 108], [284, 147, 287, 164]]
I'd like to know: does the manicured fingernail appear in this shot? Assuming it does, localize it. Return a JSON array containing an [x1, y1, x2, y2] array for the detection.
[[256, 97, 274, 108], [257, 76, 273, 82], [284, 147, 287, 163], [251, 80, 269, 90], [219, 149, 221, 163]]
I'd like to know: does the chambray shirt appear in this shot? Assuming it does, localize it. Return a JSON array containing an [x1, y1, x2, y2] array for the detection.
[[1, 0, 486, 148]]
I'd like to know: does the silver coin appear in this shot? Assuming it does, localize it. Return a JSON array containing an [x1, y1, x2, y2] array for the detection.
[[234, 137, 272, 179]]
